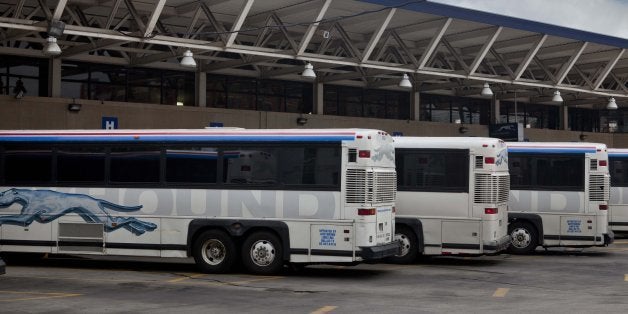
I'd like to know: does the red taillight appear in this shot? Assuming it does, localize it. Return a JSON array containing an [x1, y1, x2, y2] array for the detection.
[[241, 165, 251, 171], [392, 206, 396, 214], [485, 157, 495, 164], [599, 204, 608, 210], [599, 160, 607, 167], [358, 208, 376, 216], [485, 208, 498, 214], [358, 150, 371, 158]]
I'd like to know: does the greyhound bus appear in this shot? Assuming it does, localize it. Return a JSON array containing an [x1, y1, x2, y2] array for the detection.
[[0, 128, 399, 274], [390, 137, 511, 263], [608, 148, 628, 234], [507, 142, 613, 253]]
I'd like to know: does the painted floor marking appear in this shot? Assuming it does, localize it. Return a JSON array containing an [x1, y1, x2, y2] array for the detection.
[[167, 273, 207, 283], [492, 288, 510, 297], [311, 306, 338, 314], [0, 290, 82, 302], [624, 274, 628, 282]]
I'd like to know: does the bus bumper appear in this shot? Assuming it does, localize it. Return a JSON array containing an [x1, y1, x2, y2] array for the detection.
[[0, 257, 5, 275], [484, 235, 511, 254], [604, 231, 615, 245], [360, 240, 401, 260]]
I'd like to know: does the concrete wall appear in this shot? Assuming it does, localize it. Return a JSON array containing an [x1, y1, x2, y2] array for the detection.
[[1, 95, 627, 147]]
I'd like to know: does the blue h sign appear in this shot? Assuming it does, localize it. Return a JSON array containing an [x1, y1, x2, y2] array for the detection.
[[102, 117, 118, 129]]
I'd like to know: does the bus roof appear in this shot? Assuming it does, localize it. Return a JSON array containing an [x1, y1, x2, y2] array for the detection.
[[393, 137, 505, 149], [507, 142, 607, 154], [0, 129, 389, 143]]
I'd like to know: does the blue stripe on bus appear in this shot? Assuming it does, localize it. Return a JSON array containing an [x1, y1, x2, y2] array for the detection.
[[0, 135, 356, 143], [507, 147, 597, 154], [609, 153, 628, 158]]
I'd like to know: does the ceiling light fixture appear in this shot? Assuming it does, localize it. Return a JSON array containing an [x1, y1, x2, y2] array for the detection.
[[607, 97, 618, 110], [480, 82, 493, 97], [398, 73, 412, 88], [180, 49, 196, 68], [302, 62, 316, 78], [43, 36, 62, 56], [552, 90, 563, 103]]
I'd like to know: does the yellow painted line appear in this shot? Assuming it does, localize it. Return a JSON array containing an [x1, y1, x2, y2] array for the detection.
[[228, 276, 283, 285], [310, 306, 338, 314], [613, 240, 628, 244], [0, 291, 82, 302], [624, 274, 628, 282], [492, 288, 510, 297], [167, 273, 207, 283]]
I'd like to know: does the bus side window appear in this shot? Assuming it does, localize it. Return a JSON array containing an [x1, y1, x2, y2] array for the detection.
[[165, 147, 218, 184], [4, 145, 53, 184]]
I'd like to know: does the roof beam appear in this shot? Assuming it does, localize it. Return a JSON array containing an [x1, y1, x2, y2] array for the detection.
[[417, 17, 451, 69], [361, 8, 396, 63], [469, 26, 502, 75], [143, 0, 167, 37], [225, 0, 255, 47], [297, 0, 332, 55], [513, 34, 547, 80], [594, 48, 625, 90], [105, 0, 123, 29], [554, 42, 588, 84], [61, 38, 122, 57]]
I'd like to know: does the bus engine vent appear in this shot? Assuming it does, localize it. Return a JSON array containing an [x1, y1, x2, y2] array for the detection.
[[589, 174, 609, 201], [590, 159, 598, 170], [475, 156, 484, 169], [474, 174, 510, 204], [346, 169, 396, 204]]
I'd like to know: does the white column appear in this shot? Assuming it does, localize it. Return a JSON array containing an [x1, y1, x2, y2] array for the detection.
[[492, 98, 500, 124], [314, 81, 324, 114], [48, 58, 61, 98], [411, 88, 420, 120], [560, 104, 569, 130]]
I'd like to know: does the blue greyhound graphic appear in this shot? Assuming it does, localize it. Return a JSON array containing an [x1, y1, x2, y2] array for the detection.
[[0, 188, 157, 235]]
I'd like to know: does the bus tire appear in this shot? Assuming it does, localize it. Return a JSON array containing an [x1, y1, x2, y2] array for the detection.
[[388, 226, 418, 264], [508, 221, 538, 254], [192, 229, 236, 274], [241, 231, 283, 275]]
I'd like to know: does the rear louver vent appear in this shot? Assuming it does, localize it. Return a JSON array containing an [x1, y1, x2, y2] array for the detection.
[[346, 169, 396, 204], [590, 159, 598, 170], [346, 169, 368, 203], [474, 174, 510, 204], [589, 174, 609, 201], [475, 156, 483, 169]]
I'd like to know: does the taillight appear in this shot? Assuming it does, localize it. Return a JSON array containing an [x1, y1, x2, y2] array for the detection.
[[358, 208, 376, 216], [358, 150, 370, 158], [599, 160, 607, 167], [485, 208, 498, 214], [392, 206, 396, 214], [599, 204, 608, 210], [485, 157, 495, 164]]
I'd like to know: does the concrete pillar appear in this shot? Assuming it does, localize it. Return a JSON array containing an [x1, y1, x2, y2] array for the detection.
[[410, 87, 420, 121], [560, 104, 569, 130], [195, 71, 207, 107], [48, 58, 61, 98], [491, 98, 500, 124], [313, 81, 324, 114]]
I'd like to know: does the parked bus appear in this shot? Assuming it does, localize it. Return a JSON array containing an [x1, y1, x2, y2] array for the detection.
[[607, 148, 628, 234], [0, 129, 399, 274], [507, 142, 613, 253], [390, 137, 511, 263]]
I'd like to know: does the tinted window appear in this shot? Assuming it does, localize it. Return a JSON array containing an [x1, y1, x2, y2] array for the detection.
[[280, 146, 340, 187], [610, 157, 628, 187], [4, 146, 53, 184], [110, 147, 160, 183], [166, 147, 218, 184], [510, 153, 584, 191], [396, 149, 469, 192], [57, 147, 106, 183], [222, 148, 278, 185]]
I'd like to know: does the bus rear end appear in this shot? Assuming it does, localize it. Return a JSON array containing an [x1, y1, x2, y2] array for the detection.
[[588, 148, 613, 245], [344, 130, 399, 261]]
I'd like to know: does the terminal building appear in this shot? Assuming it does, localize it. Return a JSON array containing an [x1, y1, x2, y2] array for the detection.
[[0, 0, 627, 146]]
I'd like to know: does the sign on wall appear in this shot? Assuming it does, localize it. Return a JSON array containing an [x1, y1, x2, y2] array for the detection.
[[102, 117, 119, 130], [489, 123, 523, 141]]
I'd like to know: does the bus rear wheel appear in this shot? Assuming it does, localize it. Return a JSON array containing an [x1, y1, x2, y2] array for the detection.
[[508, 221, 538, 254], [242, 231, 283, 275], [388, 226, 418, 264], [193, 229, 236, 273]]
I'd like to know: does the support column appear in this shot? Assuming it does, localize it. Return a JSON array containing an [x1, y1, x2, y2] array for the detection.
[[313, 80, 324, 114], [560, 104, 569, 130], [195, 71, 207, 107], [48, 58, 61, 98], [491, 98, 500, 124], [410, 87, 420, 121]]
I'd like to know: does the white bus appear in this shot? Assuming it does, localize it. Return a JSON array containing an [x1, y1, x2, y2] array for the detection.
[[607, 148, 628, 234], [0, 128, 399, 274], [391, 137, 511, 263], [507, 142, 613, 253]]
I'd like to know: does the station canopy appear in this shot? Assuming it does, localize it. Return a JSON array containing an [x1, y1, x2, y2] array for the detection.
[[1, 0, 627, 107]]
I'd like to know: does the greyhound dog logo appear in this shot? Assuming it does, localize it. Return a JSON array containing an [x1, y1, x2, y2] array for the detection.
[[0, 189, 156, 235], [372, 141, 395, 162]]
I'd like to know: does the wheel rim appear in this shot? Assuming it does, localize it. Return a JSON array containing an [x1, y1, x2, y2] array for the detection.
[[511, 227, 532, 249], [201, 239, 226, 266], [249, 239, 276, 267], [395, 233, 411, 257]]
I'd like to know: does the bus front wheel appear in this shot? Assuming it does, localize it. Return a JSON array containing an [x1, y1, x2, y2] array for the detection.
[[193, 229, 237, 273], [508, 221, 538, 254], [388, 226, 418, 264], [242, 231, 283, 275]]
